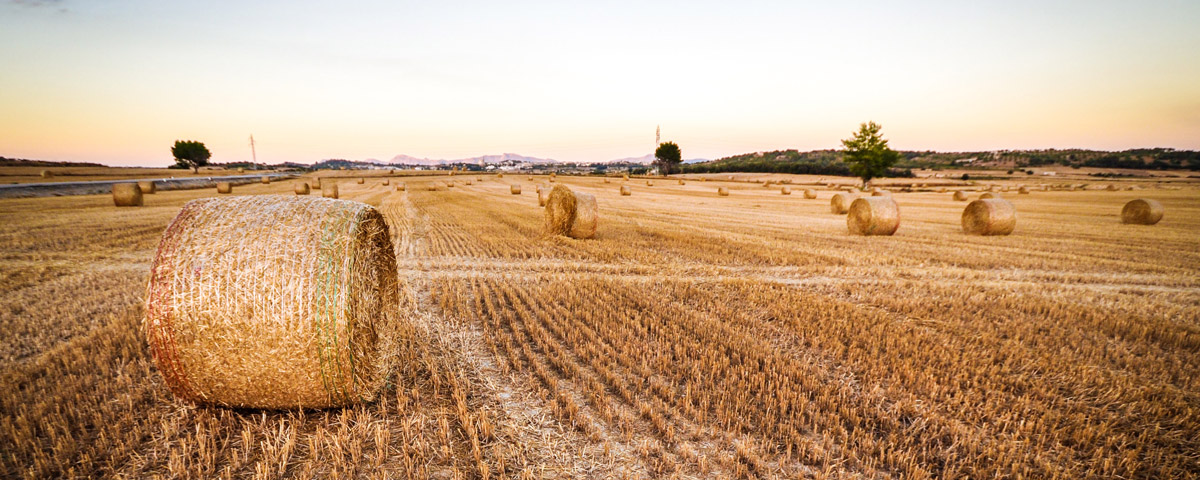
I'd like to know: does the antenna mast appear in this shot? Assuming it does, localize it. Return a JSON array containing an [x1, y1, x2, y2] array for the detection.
[[249, 135, 257, 163]]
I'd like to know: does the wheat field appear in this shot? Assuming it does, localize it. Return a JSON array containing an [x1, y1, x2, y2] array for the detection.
[[1, 174, 1198, 479]]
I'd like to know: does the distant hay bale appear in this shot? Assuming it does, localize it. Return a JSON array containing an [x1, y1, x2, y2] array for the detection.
[[953, 190, 968, 201], [528, 176, 533, 181], [1107, 184, 1118, 191], [871, 189, 891, 197], [780, 186, 792, 195], [511, 184, 522, 195], [543, 185, 597, 239], [718, 187, 729, 196], [623, 174, 630, 180], [538, 187, 549, 205], [237, 168, 245, 174], [40, 170, 52, 178], [937, 187, 947, 193], [847, 197, 900, 235], [312, 178, 322, 189], [987, 185, 997, 192], [217, 182, 233, 194], [357, 178, 365, 184], [496, 173, 503, 178], [646, 180, 654, 186], [603, 178, 611, 183], [678, 179, 685, 185], [1018, 186, 1030, 194], [1121, 199, 1164, 225], [261, 176, 270, 184], [138, 181, 157, 194], [727, 175, 733, 180], [803, 188, 817, 199], [144, 195, 399, 408], [395, 183, 406, 191], [980, 192, 1001, 199], [112, 183, 143, 207], [830, 192, 856, 214], [383, 179, 390, 186], [620, 185, 631, 196], [294, 183, 310, 195], [464, 180, 472, 185], [962, 198, 1016, 235], [322, 184, 339, 199], [826, 183, 835, 189]]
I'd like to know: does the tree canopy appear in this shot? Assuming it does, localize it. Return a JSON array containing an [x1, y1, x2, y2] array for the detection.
[[841, 122, 899, 186], [654, 142, 682, 175], [171, 140, 211, 173]]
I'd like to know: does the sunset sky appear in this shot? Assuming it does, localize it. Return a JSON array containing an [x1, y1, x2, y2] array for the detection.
[[2, 0, 1198, 166]]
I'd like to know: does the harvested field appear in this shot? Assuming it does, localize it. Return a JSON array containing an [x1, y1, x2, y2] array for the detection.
[[2, 174, 1199, 479]]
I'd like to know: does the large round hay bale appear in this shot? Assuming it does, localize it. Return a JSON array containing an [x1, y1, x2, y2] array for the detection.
[[383, 179, 390, 186], [295, 183, 310, 195], [1121, 199, 1164, 225], [138, 181, 157, 194], [357, 178, 365, 185], [620, 185, 631, 196], [237, 168, 245, 174], [112, 183, 143, 206], [979, 192, 1001, 199], [846, 197, 899, 235], [312, 178, 322, 190], [1018, 186, 1030, 194], [780, 186, 792, 195], [144, 195, 398, 408], [678, 179, 685, 185], [718, 187, 729, 196], [261, 176, 271, 184], [217, 182, 233, 194], [511, 184, 522, 195], [962, 198, 1016, 235], [322, 184, 339, 199], [646, 180, 654, 186], [871, 188, 891, 197], [40, 170, 53, 178], [953, 190, 968, 201], [830, 192, 856, 214], [544, 185, 597, 239], [395, 183, 406, 191], [803, 188, 817, 199]]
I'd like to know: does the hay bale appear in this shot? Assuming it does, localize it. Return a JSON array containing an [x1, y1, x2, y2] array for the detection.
[[383, 179, 390, 186], [237, 168, 245, 174], [830, 192, 856, 214], [1121, 199, 1164, 225], [357, 178, 365, 184], [217, 182, 233, 194], [1107, 184, 1118, 191], [603, 178, 611, 183], [979, 192, 1001, 199], [678, 179, 685, 185], [446, 181, 455, 188], [620, 185, 631, 196], [138, 181, 157, 194], [537, 186, 550, 205], [543, 185, 597, 239], [646, 180, 654, 186], [112, 183, 143, 206], [261, 176, 271, 184], [40, 170, 52, 178], [780, 186, 792, 195], [846, 197, 900, 235], [763, 181, 772, 187], [312, 178, 322, 190], [511, 184, 522, 195], [144, 195, 398, 408], [871, 189, 891, 197], [937, 187, 947, 193], [528, 176, 534, 181], [961, 198, 1016, 235], [322, 184, 339, 199], [395, 183, 406, 191], [623, 173, 630, 180], [294, 183, 310, 195], [1018, 186, 1030, 194], [496, 172, 503, 178], [803, 188, 817, 199], [718, 187, 729, 196], [953, 191, 968, 201]]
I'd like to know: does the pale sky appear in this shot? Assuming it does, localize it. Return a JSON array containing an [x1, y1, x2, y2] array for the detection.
[[2, 0, 1199, 166]]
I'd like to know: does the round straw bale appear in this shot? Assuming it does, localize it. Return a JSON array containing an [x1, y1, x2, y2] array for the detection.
[[395, 183, 405, 191], [678, 179, 685, 185], [620, 185, 631, 196], [623, 174, 630, 180], [847, 197, 900, 235], [446, 181, 455, 188], [537, 187, 549, 205], [979, 192, 1001, 199], [237, 168, 245, 173], [357, 178, 365, 184], [528, 176, 533, 181], [144, 195, 399, 408], [322, 183, 339, 199], [261, 176, 271, 184], [496, 172, 503, 178], [383, 179, 390, 186], [937, 187, 947, 193], [1018, 186, 1030, 194], [294, 183, 310, 195], [780, 186, 792, 195], [718, 187, 729, 196], [138, 181, 157, 194], [953, 190, 968, 201], [826, 183, 835, 189], [871, 189, 891, 197], [830, 192, 856, 214], [962, 198, 1016, 235], [511, 184, 522, 195], [112, 183, 143, 206], [646, 180, 654, 186], [464, 180, 472, 185], [217, 182, 233, 194], [1106, 184, 1118, 191], [1121, 199, 1164, 225], [544, 185, 597, 239], [40, 169, 53, 178], [803, 188, 817, 199], [603, 178, 611, 183], [312, 178, 322, 189]]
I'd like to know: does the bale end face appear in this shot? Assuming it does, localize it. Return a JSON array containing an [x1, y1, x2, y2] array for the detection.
[[830, 193, 856, 214], [112, 183, 143, 206], [322, 184, 339, 199], [962, 198, 1016, 235], [261, 176, 270, 184], [217, 183, 233, 194], [294, 183, 310, 195], [1121, 199, 1164, 225], [717, 187, 729, 196], [846, 197, 899, 235], [544, 185, 597, 239]]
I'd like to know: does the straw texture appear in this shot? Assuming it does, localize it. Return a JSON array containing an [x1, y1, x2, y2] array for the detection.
[[511, 184, 522, 195], [295, 183, 310, 195], [830, 193, 856, 214], [144, 195, 399, 409], [847, 197, 899, 235], [961, 198, 1016, 235], [138, 181, 157, 194], [1121, 199, 1164, 225], [217, 183, 233, 194], [620, 185, 631, 196], [544, 185, 597, 239], [113, 183, 143, 207], [322, 184, 339, 199]]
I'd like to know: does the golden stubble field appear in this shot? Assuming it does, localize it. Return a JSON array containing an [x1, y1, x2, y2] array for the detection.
[[1, 173, 1198, 479]]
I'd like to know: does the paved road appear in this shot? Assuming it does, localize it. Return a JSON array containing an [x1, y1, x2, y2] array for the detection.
[[0, 173, 299, 198]]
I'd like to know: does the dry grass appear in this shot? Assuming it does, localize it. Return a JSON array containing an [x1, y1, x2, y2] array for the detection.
[[1, 173, 1199, 478]]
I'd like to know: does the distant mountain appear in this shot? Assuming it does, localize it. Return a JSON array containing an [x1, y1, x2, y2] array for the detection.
[[388, 153, 556, 166]]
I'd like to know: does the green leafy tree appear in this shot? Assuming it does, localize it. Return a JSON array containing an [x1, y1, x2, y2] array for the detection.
[[171, 140, 211, 173], [654, 141, 682, 175], [840, 122, 899, 187]]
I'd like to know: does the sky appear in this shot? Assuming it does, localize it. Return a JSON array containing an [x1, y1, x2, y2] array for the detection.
[[2, 0, 1199, 166]]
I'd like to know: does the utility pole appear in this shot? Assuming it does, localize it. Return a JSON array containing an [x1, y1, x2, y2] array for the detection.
[[249, 135, 257, 164], [655, 125, 660, 148]]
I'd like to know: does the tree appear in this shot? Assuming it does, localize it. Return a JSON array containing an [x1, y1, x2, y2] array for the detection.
[[654, 142, 682, 176], [840, 122, 899, 187], [172, 140, 211, 173]]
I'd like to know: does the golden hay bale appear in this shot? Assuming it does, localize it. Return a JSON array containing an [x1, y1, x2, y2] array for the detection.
[[780, 186, 792, 195], [826, 183, 835, 189], [260, 176, 271, 185], [312, 178, 322, 189], [718, 187, 729, 196], [144, 195, 398, 408], [40, 169, 52, 178], [620, 185, 632, 196], [623, 173, 630, 180], [980, 192, 1001, 199], [496, 172, 503, 178], [830, 192, 856, 214], [395, 183, 406, 191], [528, 176, 533, 181], [112, 183, 143, 206], [1018, 186, 1030, 194], [1106, 184, 1118, 191], [678, 179, 685, 185], [962, 198, 1016, 235], [537, 187, 549, 205], [357, 178, 365, 184], [322, 184, 339, 199], [237, 168, 245, 173], [383, 179, 390, 186], [543, 185, 597, 239], [1121, 199, 1164, 225], [803, 188, 817, 199], [217, 182, 233, 194], [871, 189, 891, 197], [603, 178, 611, 183], [511, 184, 522, 195], [646, 180, 654, 186], [937, 187, 947, 193], [294, 183, 310, 195], [138, 180, 157, 194], [953, 190, 968, 201], [446, 181, 455, 188], [847, 197, 900, 235]]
